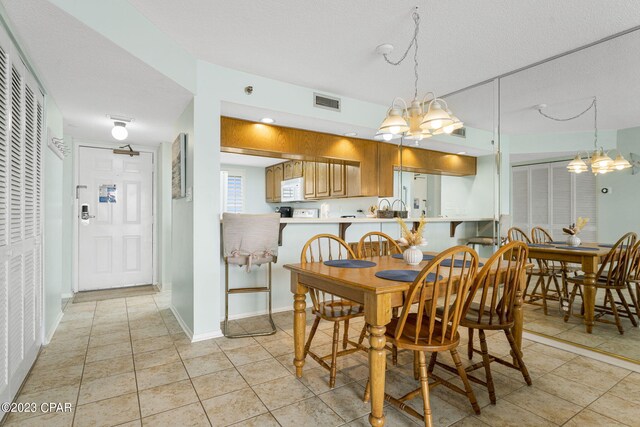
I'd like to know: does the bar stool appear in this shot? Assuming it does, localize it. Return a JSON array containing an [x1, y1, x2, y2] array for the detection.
[[222, 213, 280, 338], [467, 214, 511, 251]]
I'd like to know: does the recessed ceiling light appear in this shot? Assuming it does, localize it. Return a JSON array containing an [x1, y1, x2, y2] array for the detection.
[[260, 117, 275, 124], [457, 151, 467, 155], [344, 132, 358, 137]]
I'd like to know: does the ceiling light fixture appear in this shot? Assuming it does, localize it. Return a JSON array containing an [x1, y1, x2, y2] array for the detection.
[[376, 7, 463, 143], [537, 98, 636, 175], [111, 121, 128, 141], [344, 132, 358, 137], [260, 117, 275, 124], [457, 151, 467, 155]]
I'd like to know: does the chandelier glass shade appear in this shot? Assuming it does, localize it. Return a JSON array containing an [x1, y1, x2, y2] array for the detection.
[[376, 7, 462, 144]]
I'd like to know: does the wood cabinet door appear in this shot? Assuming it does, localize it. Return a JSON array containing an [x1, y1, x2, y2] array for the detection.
[[330, 162, 346, 197], [292, 160, 304, 178], [265, 166, 275, 202], [346, 164, 361, 197], [273, 163, 284, 202], [283, 161, 293, 180], [315, 161, 330, 198], [304, 161, 316, 198]]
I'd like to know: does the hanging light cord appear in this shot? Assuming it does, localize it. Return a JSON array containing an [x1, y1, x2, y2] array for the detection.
[[382, 8, 421, 99], [537, 97, 598, 148]]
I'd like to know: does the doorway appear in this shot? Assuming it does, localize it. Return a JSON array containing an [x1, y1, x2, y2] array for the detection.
[[77, 146, 154, 291]]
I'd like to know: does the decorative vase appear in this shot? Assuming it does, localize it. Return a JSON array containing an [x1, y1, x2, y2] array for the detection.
[[403, 246, 422, 266], [567, 235, 581, 247]]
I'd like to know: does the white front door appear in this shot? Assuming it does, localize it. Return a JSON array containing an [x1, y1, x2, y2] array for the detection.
[[78, 147, 153, 291]]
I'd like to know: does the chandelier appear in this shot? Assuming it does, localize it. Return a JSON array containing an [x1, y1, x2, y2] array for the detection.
[[537, 97, 633, 175], [376, 7, 462, 144]]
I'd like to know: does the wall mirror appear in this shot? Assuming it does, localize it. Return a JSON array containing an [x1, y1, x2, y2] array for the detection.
[[501, 28, 640, 364]]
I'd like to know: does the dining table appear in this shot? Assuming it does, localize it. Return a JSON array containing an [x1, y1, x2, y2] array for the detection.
[[526, 241, 612, 333], [284, 253, 527, 427]]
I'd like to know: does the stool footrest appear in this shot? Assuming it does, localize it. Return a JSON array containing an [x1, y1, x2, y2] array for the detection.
[[228, 287, 270, 294]]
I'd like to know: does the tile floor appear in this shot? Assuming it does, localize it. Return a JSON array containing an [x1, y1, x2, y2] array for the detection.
[[522, 284, 640, 362], [3, 290, 640, 427]]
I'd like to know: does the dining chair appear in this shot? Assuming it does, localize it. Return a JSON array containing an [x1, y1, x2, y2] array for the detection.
[[355, 231, 403, 365], [300, 234, 365, 388], [625, 240, 640, 314], [530, 226, 575, 312], [564, 232, 638, 334], [431, 241, 532, 404], [363, 246, 481, 426]]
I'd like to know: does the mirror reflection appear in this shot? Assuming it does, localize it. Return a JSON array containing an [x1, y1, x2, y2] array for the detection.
[[502, 28, 640, 363]]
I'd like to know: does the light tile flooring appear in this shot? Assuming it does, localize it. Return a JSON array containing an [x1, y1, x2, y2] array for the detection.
[[3, 290, 640, 427], [522, 283, 640, 362]]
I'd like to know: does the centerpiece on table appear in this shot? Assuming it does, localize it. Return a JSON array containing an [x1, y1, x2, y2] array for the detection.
[[562, 217, 589, 247], [397, 216, 427, 265]]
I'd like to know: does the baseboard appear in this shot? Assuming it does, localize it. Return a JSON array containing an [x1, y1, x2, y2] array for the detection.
[[61, 292, 73, 299], [192, 329, 224, 342], [170, 305, 194, 339], [44, 310, 64, 345], [222, 305, 292, 322], [523, 331, 640, 373]]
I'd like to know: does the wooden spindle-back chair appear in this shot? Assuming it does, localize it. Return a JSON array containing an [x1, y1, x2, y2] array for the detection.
[[529, 226, 568, 314], [626, 241, 640, 314], [300, 234, 365, 387], [433, 242, 532, 404], [507, 227, 530, 244], [364, 246, 481, 426], [565, 232, 638, 334]]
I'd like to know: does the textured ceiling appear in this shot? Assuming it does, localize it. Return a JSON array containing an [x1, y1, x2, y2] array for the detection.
[[129, 0, 640, 108], [2, 0, 193, 145]]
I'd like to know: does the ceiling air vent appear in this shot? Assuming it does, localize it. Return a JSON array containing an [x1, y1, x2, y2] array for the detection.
[[451, 127, 466, 138], [313, 93, 341, 112]]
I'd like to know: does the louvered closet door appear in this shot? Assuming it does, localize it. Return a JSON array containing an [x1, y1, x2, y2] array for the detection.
[[530, 165, 550, 233], [551, 163, 572, 240], [0, 29, 43, 412], [574, 171, 597, 242], [511, 167, 529, 231]]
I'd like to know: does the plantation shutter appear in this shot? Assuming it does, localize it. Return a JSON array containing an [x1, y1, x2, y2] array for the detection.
[[511, 167, 529, 229], [530, 165, 550, 227], [551, 163, 572, 239]]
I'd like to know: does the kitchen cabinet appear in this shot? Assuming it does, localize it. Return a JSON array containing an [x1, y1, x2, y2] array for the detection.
[[330, 162, 346, 197], [292, 160, 304, 178], [265, 163, 284, 202], [304, 161, 315, 198], [283, 161, 293, 180], [315, 161, 330, 198], [265, 166, 275, 202]]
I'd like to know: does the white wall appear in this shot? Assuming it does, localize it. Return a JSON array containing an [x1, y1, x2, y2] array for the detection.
[[44, 98, 64, 342], [157, 142, 172, 288]]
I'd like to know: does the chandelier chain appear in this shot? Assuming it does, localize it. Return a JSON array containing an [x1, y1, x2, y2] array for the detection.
[[537, 97, 598, 148], [383, 9, 421, 99]]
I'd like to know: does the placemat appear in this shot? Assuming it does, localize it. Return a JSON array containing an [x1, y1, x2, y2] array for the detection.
[[554, 246, 600, 251], [528, 243, 555, 248], [375, 270, 441, 283], [440, 259, 484, 268], [324, 259, 377, 268]]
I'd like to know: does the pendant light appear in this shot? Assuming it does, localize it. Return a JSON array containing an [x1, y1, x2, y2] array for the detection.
[[537, 98, 633, 175], [376, 7, 462, 142]]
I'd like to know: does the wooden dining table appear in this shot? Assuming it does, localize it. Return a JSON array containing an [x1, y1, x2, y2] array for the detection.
[[526, 242, 611, 334], [284, 254, 527, 427]]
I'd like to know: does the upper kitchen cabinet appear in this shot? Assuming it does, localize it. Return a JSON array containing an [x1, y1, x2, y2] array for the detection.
[[330, 162, 346, 198], [265, 163, 284, 203], [303, 161, 316, 198], [283, 160, 304, 180]]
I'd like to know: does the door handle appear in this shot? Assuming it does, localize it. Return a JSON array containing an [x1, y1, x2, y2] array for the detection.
[[81, 204, 95, 221]]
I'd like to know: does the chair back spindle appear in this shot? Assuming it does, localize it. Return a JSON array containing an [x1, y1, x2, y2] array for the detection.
[[394, 246, 479, 346], [357, 231, 402, 259], [598, 232, 637, 288], [507, 227, 531, 244], [531, 226, 553, 244]]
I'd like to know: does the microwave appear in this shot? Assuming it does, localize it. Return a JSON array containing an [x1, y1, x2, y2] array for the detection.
[[281, 177, 305, 202]]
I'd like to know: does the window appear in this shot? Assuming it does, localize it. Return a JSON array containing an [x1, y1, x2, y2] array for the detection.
[[220, 170, 244, 213]]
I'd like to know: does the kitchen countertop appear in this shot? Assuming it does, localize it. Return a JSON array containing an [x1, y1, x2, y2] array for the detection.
[[279, 217, 495, 224]]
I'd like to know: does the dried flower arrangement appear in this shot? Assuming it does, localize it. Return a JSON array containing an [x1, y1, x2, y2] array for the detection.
[[367, 205, 377, 216], [563, 217, 589, 235], [396, 216, 427, 246]]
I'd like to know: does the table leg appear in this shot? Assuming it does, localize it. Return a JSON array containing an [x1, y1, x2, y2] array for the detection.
[[365, 293, 391, 427], [291, 273, 307, 377], [511, 267, 525, 365], [581, 259, 598, 334]]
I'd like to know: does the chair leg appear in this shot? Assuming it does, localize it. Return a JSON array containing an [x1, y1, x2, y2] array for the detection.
[[616, 289, 638, 327], [343, 319, 350, 350], [427, 352, 437, 375], [467, 328, 474, 360], [478, 330, 496, 405], [505, 329, 532, 386], [330, 321, 340, 388], [450, 349, 481, 415], [541, 274, 550, 315], [358, 324, 367, 346], [564, 284, 579, 322], [414, 351, 420, 380], [418, 351, 433, 427], [363, 379, 371, 402], [304, 316, 321, 357], [607, 290, 624, 335]]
